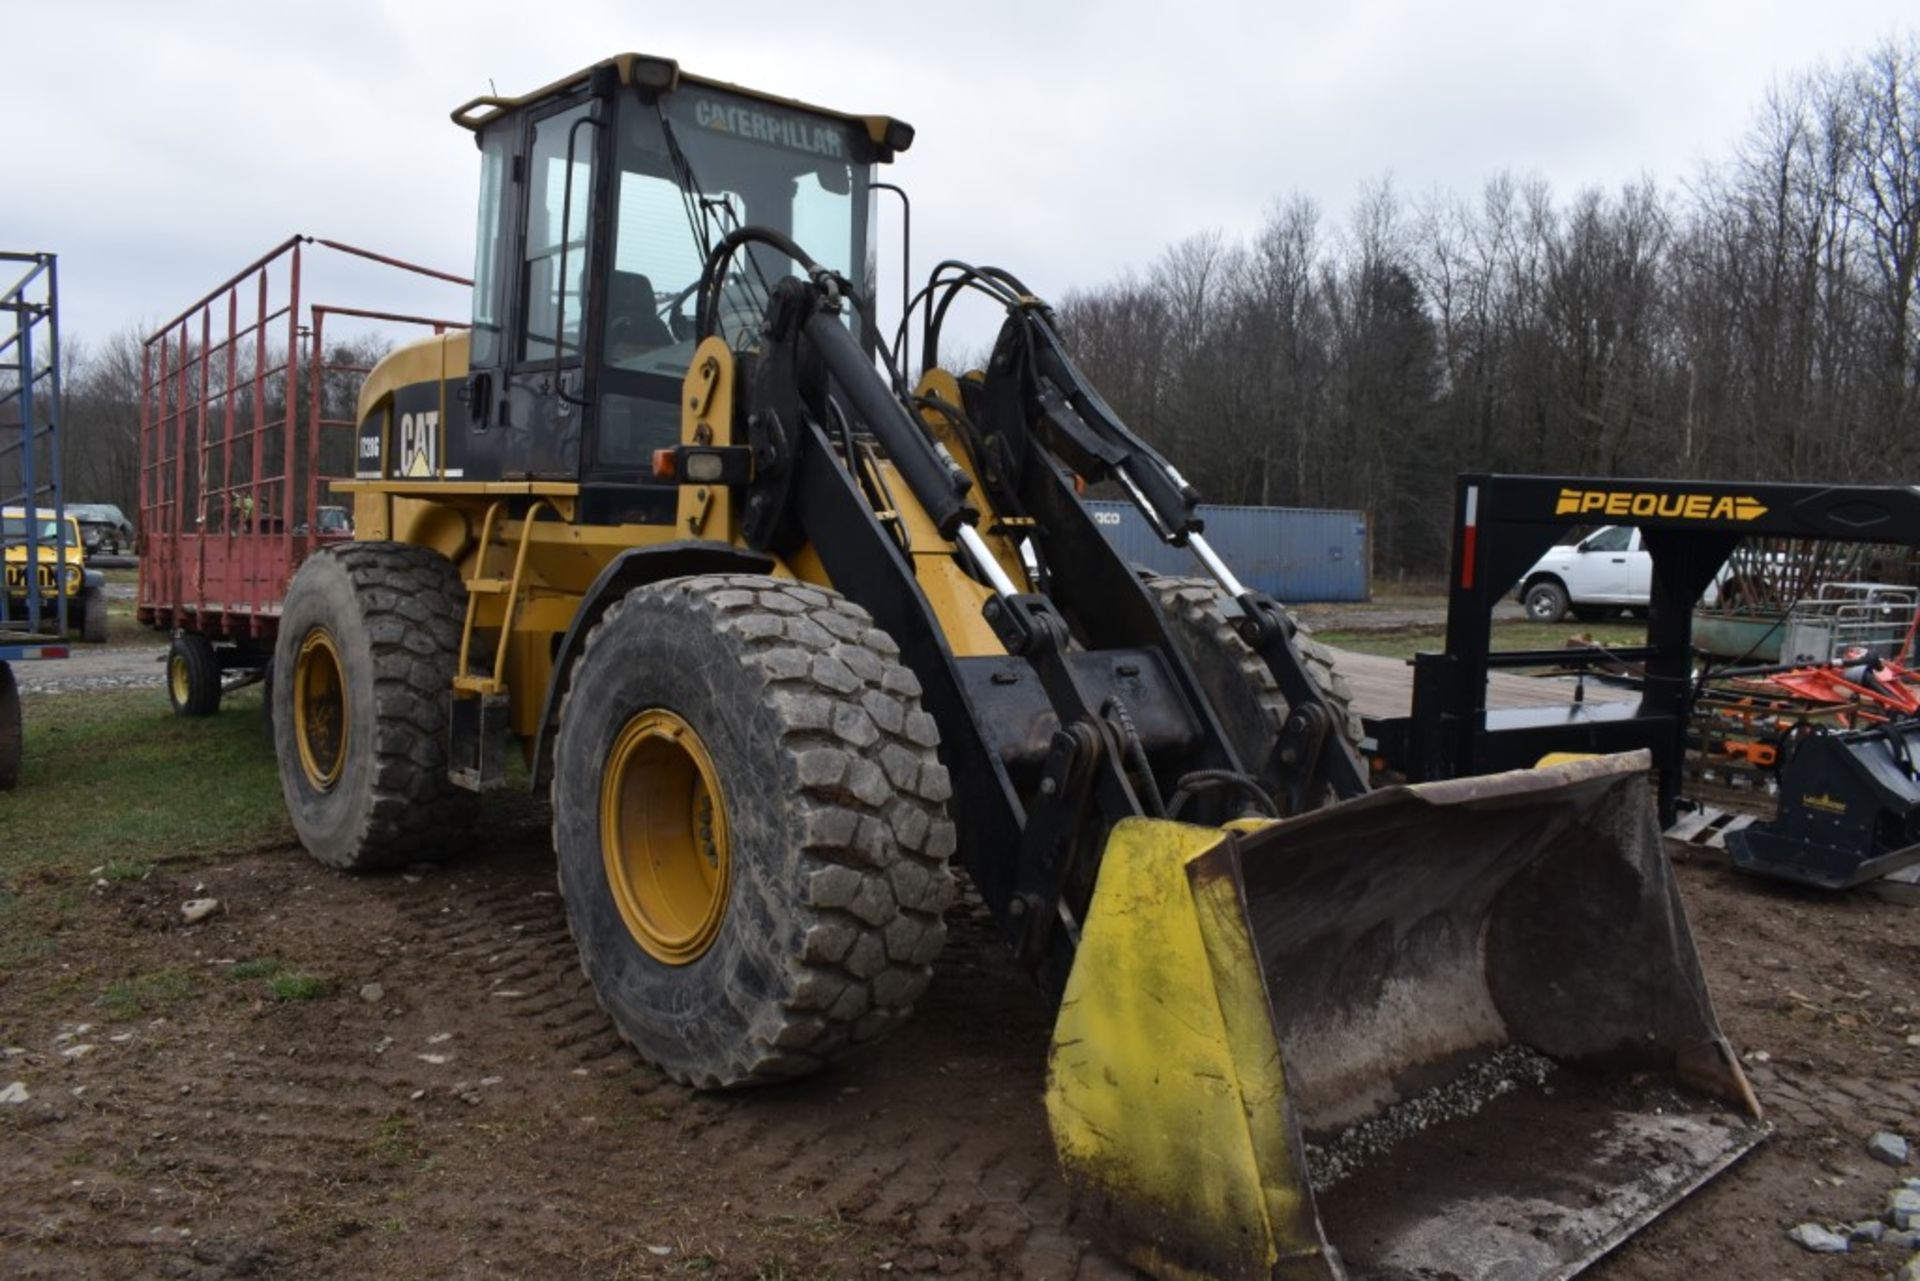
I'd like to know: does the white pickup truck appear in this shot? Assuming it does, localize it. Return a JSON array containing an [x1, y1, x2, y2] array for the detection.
[[1515, 525, 1651, 622]]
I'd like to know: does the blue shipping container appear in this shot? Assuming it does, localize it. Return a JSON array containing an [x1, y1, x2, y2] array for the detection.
[[1086, 501, 1370, 603]]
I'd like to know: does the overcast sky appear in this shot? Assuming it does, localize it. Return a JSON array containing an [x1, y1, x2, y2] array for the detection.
[[12, 0, 1918, 361]]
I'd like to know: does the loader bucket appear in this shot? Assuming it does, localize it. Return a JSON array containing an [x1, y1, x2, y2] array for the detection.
[[1046, 752, 1765, 1281]]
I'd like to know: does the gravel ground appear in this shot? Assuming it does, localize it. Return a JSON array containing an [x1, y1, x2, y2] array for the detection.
[[12, 643, 168, 697]]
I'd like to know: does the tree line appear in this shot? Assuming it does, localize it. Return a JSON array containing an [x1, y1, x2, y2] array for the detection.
[[1052, 36, 1920, 575]]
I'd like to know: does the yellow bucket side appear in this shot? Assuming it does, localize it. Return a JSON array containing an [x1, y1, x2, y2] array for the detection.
[[1044, 818, 1333, 1281]]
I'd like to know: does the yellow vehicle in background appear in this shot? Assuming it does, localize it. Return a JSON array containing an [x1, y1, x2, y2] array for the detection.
[[2, 508, 105, 643]]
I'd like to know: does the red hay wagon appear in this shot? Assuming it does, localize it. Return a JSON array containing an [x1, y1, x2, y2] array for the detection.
[[137, 236, 468, 715]]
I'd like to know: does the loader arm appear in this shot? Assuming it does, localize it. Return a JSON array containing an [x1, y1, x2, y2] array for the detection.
[[707, 242, 1269, 983], [961, 300, 1371, 806], [710, 235, 1336, 975]]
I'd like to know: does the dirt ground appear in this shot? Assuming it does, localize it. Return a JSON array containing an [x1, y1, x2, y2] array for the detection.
[[2, 811, 1917, 1278]]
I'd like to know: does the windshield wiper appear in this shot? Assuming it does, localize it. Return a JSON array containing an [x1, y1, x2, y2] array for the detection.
[[653, 101, 772, 345]]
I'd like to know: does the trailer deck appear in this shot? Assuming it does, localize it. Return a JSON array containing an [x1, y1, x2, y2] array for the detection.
[[1334, 646, 1635, 721]]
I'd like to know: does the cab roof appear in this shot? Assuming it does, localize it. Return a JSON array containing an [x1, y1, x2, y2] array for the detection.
[[450, 53, 914, 161]]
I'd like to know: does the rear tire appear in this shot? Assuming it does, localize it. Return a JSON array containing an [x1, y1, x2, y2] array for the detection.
[[0, 661, 20, 791], [167, 632, 222, 718], [1144, 575, 1361, 802], [552, 574, 955, 1088], [1524, 580, 1569, 623], [78, 585, 108, 644], [272, 543, 470, 871]]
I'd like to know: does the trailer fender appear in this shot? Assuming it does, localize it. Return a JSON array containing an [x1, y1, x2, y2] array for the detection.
[[528, 540, 774, 788]]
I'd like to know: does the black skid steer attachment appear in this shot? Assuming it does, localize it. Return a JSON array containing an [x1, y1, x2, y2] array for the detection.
[[1047, 753, 1765, 1281], [1727, 720, 1920, 888]]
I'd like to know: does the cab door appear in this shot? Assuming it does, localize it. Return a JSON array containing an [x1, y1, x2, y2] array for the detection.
[[1624, 528, 1653, 603], [499, 96, 603, 479], [1577, 525, 1636, 602]]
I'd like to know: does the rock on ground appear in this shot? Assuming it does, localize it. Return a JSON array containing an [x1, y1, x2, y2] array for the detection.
[[1871, 1131, 1913, 1167], [1786, 1222, 1850, 1253]]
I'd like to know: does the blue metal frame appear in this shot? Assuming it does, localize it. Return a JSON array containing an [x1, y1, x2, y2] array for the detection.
[[0, 250, 69, 643]]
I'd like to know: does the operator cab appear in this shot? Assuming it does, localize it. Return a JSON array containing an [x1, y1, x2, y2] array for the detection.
[[449, 55, 911, 523]]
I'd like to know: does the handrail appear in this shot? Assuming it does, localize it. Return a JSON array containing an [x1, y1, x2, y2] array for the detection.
[[493, 501, 550, 688]]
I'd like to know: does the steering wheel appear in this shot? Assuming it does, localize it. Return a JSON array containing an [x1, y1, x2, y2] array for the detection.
[[660, 278, 703, 342]]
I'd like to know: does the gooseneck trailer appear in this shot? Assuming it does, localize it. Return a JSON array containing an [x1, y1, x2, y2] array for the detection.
[[1368, 473, 1920, 888]]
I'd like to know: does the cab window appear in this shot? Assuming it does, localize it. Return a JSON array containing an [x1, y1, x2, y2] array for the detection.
[[519, 103, 598, 363], [590, 88, 871, 477], [470, 127, 512, 368], [1584, 526, 1633, 553]]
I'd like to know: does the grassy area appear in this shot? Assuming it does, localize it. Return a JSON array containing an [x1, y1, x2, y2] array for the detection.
[[99, 967, 199, 1018], [1, 689, 287, 867], [221, 957, 333, 1000], [1319, 618, 1647, 661], [0, 690, 289, 966], [101, 569, 159, 648]]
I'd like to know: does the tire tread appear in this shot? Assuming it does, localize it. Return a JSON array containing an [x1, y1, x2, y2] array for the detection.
[[279, 542, 468, 870], [554, 573, 955, 1088]]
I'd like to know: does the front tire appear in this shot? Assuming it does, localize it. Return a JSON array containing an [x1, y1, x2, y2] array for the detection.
[[1524, 580, 1569, 623], [167, 631, 222, 717], [552, 574, 955, 1088], [77, 585, 108, 644], [272, 543, 469, 871]]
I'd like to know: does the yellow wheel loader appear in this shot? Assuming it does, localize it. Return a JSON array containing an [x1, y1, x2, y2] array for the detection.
[[273, 54, 1765, 1279]]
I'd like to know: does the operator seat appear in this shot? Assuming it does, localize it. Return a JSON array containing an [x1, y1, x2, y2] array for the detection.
[[607, 271, 675, 353]]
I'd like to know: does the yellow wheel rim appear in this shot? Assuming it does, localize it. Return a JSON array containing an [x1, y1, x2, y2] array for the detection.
[[599, 708, 731, 965], [293, 629, 348, 791], [168, 652, 191, 706]]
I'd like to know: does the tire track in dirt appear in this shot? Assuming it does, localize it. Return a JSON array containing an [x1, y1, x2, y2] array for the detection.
[[4, 832, 1116, 1278], [386, 841, 1111, 1278]]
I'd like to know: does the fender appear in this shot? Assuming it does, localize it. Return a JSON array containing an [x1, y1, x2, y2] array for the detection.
[[527, 539, 774, 789]]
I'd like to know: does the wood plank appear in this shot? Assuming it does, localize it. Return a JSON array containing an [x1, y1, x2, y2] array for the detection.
[[1330, 647, 1637, 721]]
